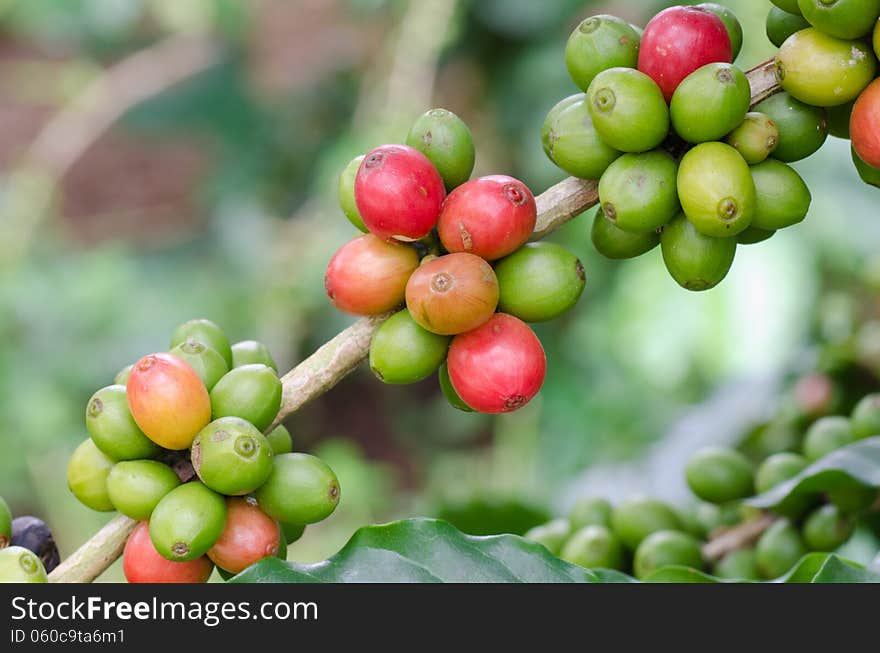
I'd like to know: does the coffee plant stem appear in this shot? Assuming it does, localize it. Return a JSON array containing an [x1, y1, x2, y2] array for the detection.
[[48, 514, 136, 583], [701, 513, 776, 563]]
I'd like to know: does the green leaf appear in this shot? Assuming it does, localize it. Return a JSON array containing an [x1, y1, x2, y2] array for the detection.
[[776, 553, 880, 583], [642, 566, 727, 583], [746, 437, 880, 513], [231, 518, 600, 583]]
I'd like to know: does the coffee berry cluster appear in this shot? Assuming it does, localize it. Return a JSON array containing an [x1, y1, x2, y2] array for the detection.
[[66, 319, 340, 583], [0, 497, 60, 583], [327, 109, 586, 414]]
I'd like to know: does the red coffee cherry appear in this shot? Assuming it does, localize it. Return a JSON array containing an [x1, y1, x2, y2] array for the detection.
[[437, 175, 537, 261], [207, 497, 281, 575], [851, 78, 880, 170], [354, 144, 446, 242], [447, 313, 546, 413], [123, 522, 213, 584]]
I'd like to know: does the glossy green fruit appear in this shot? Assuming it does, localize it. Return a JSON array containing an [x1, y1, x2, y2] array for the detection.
[[231, 340, 277, 373], [369, 310, 450, 384], [677, 142, 755, 237], [587, 67, 670, 153], [86, 385, 160, 461], [767, 7, 810, 47], [406, 108, 475, 191], [610, 496, 682, 551], [255, 453, 340, 524], [750, 159, 811, 231], [671, 63, 751, 143], [661, 212, 737, 292], [149, 482, 227, 562], [853, 146, 880, 187], [598, 151, 679, 233], [737, 226, 776, 245], [797, 0, 880, 39], [726, 112, 779, 164], [438, 363, 473, 412], [713, 548, 760, 580], [776, 28, 875, 107], [0, 497, 11, 548], [755, 452, 808, 493], [523, 518, 571, 556], [494, 243, 586, 322], [266, 424, 293, 455], [827, 481, 877, 513], [633, 530, 703, 580], [0, 546, 48, 583], [170, 339, 229, 391], [753, 93, 827, 162], [170, 319, 232, 368], [542, 94, 583, 158], [191, 417, 273, 496], [568, 497, 613, 531], [281, 522, 305, 544], [67, 438, 115, 512], [338, 154, 367, 232], [851, 393, 880, 439], [544, 98, 622, 179], [114, 364, 133, 385], [770, 0, 802, 15], [826, 101, 854, 139], [689, 502, 741, 539], [756, 520, 806, 578], [210, 364, 282, 432], [803, 416, 854, 461], [592, 207, 660, 259], [802, 504, 855, 551], [106, 460, 181, 521], [565, 15, 640, 91], [561, 525, 625, 570], [698, 3, 743, 59], [685, 447, 754, 504]]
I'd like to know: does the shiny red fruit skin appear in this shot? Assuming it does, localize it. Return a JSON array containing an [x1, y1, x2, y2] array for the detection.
[[354, 144, 446, 241], [447, 313, 546, 414], [437, 175, 537, 261], [123, 522, 214, 583], [325, 234, 420, 316], [208, 498, 280, 575], [851, 79, 880, 169], [638, 6, 732, 102]]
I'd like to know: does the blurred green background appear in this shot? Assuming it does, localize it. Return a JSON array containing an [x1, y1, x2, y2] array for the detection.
[[1, 0, 879, 581]]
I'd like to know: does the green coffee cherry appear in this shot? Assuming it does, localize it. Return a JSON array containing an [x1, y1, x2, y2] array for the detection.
[[660, 212, 737, 292], [697, 3, 743, 60], [766, 7, 810, 48], [544, 99, 621, 179], [683, 502, 740, 539], [170, 339, 229, 391], [568, 497, 612, 531], [438, 363, 473, 412], [851, 394, 880, 439], [114, 364, 133, 386], [713, 548, 760, 580], [737, 226, 775, 245], [685, 447, 754, 504], [598, 151, 679, 233], [210, 364, 282, 432], [633, 530, 703, 580], [266, 424, 293, 455], [750, 160, 811, 231], [610, 496, 682, 551], [281, 522, 306, 545], [86, 385, 160, 461], [231, 340, 278, 373], [191, 417, 274, 496], [565, 15, 640, 91], [853, 147, 880, 188], [561, 525, 625, 570], [725, 112, 779, 165], [542, 94, 583, 159], [754, 93, 827, 163], [802, 504, 855, 551], [826, 101, 853, 139], [523, 518, 571, 556], [67, 438, 115, 512], [592, 207, 660, 259], [797, 0, 880, 40], [106, 460, 181, 521], [149, 482, 227, 561], [587, 67, 670, 153], [369, 310, 450, 384], [406, 108, 475, 191], [494, 243, 586, 323], [0, 546, 48, 583], [803, 416, 854, 462], [755, 452, 808, 494], [755, 520, 806, 578], [170, 318, 233, 368], [670, 63, 751, 143], [255, 453, 340, 524], [0, 497, 11, 548], [338, 155, 367, 232], [771, 0, 802, 15]]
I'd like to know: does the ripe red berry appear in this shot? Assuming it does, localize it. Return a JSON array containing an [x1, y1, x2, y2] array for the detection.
[[447, 313, 546, 413], [325, 234, 420, 316], [354, 144, 446, 242], [851, 78, 880, 170], [207, 498, 281, 575], [123, 522, 214, 583], [437, 175, 537, 261], [405, 253, 499, 335], [638, 5, 732, 102]]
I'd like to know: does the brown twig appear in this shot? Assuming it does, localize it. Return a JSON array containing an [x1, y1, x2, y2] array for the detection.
[[701, 513, 776, 563]]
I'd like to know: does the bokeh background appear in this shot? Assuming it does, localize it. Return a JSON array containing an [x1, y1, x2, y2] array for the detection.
[[1, 0, 879, 581]]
